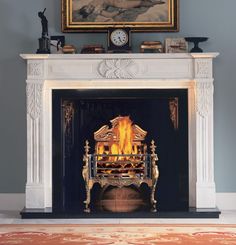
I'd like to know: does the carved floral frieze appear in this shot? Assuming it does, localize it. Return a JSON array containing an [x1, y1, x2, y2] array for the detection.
[[98, 59, 138, 79]]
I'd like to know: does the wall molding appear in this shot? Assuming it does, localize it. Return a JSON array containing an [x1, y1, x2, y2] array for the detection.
[[0, 193, 235, 211]]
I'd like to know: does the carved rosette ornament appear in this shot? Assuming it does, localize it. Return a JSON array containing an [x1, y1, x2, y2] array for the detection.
[[28, 62, 43, 78], [26, 83, 43, 120], [195, 59, 212, 78], [195, 81, 213, 118], [98, 59, 138, 79]]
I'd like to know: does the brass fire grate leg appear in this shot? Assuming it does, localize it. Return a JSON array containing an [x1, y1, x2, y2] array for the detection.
[[150, 140, 159, 212], [82, 140, 92, 213]]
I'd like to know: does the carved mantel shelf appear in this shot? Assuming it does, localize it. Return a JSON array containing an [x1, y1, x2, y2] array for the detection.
[[21, 53, 218, 80], [20, 53, 219, 59], [21, 53, 219, 210]]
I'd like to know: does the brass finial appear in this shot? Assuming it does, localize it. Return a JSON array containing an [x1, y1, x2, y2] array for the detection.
[[150, 140, 156, 155], [84, 140, 90, 155]]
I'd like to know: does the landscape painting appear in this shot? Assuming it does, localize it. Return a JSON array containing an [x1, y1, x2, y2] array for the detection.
[[62, 0, 178, 32]]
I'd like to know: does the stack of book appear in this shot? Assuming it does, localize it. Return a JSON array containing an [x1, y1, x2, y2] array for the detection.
[[140, 41, 163, 53], [81, 45, 105, 54], [62, 45, 77, 54]]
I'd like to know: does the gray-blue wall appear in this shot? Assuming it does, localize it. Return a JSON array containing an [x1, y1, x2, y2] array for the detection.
[[0, 0, 235, 193]]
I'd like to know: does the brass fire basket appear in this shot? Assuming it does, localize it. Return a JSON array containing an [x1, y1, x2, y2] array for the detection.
[[82, 116, 159, 213]]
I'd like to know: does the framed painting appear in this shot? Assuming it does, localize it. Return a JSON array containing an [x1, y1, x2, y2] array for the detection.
[[62, 0, 179, 32]]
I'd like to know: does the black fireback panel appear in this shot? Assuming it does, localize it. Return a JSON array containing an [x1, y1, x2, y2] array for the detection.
[[52, 89, 188, 215]]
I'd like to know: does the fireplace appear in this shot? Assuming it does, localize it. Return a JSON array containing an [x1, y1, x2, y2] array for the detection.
[[21, 53, 220, 218]]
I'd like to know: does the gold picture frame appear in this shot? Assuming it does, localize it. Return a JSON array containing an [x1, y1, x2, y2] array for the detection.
[[62, 0, 179, 32]]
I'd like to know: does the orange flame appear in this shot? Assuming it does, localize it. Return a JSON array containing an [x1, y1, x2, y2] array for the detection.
[[96, 116, 137, 161], [110, 117, 135, 160], [95, 116, 146, 176], [116, 116, 133, 155]]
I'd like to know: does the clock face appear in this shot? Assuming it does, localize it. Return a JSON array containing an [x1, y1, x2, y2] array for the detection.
[[110, 29, 128, 47]]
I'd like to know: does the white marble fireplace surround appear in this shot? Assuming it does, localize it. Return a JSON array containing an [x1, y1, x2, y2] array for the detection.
[[21, 53, 219, 210]]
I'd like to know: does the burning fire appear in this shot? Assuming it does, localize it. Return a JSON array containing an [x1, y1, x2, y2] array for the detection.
[[95, 116, 147, 176], [96, 116, 138, 161], [112, 116, 137, 156]]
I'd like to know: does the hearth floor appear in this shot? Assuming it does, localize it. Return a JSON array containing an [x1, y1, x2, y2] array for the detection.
[[0, 210, 236, 224]]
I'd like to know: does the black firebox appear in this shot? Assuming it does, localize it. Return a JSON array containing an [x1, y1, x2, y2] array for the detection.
[[51, 89, 189, 217]]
